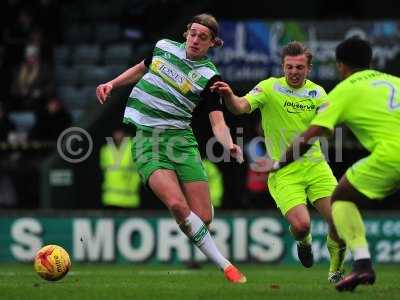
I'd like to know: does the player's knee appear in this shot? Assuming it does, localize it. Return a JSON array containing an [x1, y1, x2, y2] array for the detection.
[[202, 214, 212, 227], [291, 220, 310, 237], [169, 201, 190, 220], [197, 210, 213, 226]]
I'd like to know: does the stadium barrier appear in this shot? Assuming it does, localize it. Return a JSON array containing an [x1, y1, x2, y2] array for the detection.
[[1, 211, 399, 264]]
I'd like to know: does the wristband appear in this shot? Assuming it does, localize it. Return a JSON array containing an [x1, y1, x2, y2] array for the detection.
[[272, 161, 281, 171]]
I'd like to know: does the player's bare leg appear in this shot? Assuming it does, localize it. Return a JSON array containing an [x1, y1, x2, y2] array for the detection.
[[181, 181, 213, 226], [285, 204, 314, 268], [179, 181, 212, 269], [149, 170, 246, 283], [181, 180, 246, 283]]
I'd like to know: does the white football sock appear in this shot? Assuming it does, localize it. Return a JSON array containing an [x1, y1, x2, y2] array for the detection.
[[180, 211, 230, 270]]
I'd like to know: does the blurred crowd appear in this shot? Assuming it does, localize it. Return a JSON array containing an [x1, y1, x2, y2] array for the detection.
[[0, 0, 69, 208], [1, 0, 68, 137], [1, 0, 398, 210], [0, 0, 188, 209]]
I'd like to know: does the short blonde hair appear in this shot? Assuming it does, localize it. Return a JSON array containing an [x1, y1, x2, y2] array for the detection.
[[183, 13, 224, 48], [282, 41, 313, 66]]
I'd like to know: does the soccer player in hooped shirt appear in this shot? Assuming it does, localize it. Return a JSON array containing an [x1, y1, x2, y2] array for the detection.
[[272, 37, 400, 291], [96, 14, 246, 283], [211, 42, 346, 283]]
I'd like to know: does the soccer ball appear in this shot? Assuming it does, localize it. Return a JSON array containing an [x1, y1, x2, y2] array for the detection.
[[34, 245, 71, 281]]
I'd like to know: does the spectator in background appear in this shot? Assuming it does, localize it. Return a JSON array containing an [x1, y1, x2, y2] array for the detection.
[[242, 124, 270, 209], [0, 102, 17, 207], [0, 103, 16, 142], [2, 8, 35, 65], [100, 128, 141, 209], [0, 42, 8, 104], [202, 159, 223, 209], [29, 97, 71, 141], [1, 7, 35, 102], [11, 33, 54, 110]]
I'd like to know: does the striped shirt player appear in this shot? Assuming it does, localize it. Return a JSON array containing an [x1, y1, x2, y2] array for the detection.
[[96, 14, 246, 284], [124, 39, 221, 131], [124, 38, 226, 184]]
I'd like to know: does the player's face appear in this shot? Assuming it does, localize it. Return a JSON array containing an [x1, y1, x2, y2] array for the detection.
[[186, 23, 215, 60], [283, 54, 311, 89], [336, 62, 347, 80]]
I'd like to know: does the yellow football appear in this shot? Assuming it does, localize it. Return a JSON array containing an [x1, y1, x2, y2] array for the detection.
[[34, 245, 71, 281]]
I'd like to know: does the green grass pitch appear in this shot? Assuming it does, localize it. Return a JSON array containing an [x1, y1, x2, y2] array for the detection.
[[0, 263, 398, 300]]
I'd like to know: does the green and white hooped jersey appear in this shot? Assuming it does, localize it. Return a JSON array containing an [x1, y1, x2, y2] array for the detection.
[[123, 39, 220, 130]]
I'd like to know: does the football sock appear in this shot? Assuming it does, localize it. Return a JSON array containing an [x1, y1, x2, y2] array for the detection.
[[327, 234, 346, 273], [180, 211, 230, 270], [332, 201, 371, 260], [289, 225, 312, 246]]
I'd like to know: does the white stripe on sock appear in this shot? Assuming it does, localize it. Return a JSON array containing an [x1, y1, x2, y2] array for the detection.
[[184, 211, 230, 270], [353, 247, 371, 260]]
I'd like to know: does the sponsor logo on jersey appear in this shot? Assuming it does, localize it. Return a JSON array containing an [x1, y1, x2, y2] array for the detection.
[[283, 99, 316, 113], [152, 58, 192, 93], [158, 63, 185, 85]]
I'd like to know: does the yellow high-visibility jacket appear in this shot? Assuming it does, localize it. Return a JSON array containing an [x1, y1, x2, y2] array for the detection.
[[100, 139, 141, 208], [203, 160, 223, 208]]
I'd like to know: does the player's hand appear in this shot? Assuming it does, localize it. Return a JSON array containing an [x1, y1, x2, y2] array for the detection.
[[249, 158, 277, 173], [229, 144, 244, 164], [266, 160, 281, 172], [96, 83, 113, 104], [210, 81, 234, 98]]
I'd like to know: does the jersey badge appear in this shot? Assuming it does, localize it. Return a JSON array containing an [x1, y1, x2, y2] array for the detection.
[[249, 86, 263, 95], [188, 70, 201, 82], [308, 90, 317, 98]]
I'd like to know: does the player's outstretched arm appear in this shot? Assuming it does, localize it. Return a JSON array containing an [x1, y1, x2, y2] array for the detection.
[[209, 110, 244, 163], [96, 60, 147, 104], [210, 81, 251, 115], [272, 125, 330, 171]]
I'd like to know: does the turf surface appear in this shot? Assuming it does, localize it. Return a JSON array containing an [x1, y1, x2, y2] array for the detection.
[[0, 263, 398, 300]]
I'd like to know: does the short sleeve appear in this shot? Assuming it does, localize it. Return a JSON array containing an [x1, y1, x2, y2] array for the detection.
[[311, 84, 348, 130], [244, 82, 268, 113], [315, 87, 328, 107], [200, 75, 223, 113], [143, 42, 156, 67], [143, 53, 153, 67]]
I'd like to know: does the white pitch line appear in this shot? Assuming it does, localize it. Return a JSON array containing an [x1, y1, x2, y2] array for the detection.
[[0, 270, 205, 277], [65, 270, 200, 276]]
